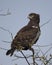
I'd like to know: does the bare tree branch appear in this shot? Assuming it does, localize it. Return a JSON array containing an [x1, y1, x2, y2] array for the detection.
[[20, 51, 30, 65], [0, 26, 13, 40], [0, 9, 11, 16], [40, 19, 51, 28]]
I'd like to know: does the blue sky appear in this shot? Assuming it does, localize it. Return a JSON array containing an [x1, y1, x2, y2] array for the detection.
[[0, 0, 52, 65]]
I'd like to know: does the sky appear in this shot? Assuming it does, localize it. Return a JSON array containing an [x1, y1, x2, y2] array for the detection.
[[0, 0, 52, 65]]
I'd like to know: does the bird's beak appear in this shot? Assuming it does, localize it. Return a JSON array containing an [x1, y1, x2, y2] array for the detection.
[[28, 16, 32, 19], [28, 15, 34, 19]]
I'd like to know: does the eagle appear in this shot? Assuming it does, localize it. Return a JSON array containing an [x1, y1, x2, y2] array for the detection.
[[6, 13, 41, 56]]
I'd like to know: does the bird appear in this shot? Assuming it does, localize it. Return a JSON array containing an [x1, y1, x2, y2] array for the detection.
[[6, 13, 41, 56]]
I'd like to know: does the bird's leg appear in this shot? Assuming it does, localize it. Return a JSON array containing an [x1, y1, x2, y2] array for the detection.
[[29, 47, 35, 65], [20, 51, 30, 65]]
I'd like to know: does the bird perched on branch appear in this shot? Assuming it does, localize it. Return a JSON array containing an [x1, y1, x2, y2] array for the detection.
[[6, 13, 41, 56]]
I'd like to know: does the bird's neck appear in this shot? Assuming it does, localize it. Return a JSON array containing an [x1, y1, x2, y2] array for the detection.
[[27, 21, 39, 27]]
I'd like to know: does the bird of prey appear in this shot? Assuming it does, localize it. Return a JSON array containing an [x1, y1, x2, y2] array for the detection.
[[6, 13, 41, 56]]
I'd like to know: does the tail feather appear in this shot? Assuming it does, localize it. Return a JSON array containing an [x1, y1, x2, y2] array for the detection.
[[6, 48, 15, 56], [6, 49, 11, 55]]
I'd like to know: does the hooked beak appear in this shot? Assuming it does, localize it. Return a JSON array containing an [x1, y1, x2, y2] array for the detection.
[[28, 15, 34, 19]]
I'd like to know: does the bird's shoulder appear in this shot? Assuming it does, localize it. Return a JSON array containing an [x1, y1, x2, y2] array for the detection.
[[14, 25, 38, 39]]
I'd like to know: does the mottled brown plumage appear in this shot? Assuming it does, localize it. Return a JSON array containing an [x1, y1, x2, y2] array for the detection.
[[6, 13, 41, 56]]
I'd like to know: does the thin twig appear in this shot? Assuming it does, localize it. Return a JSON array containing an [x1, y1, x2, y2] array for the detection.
[[45, 57, 52, 65], [0, 47, 8, 50], [0, 26, 13, 40], [2, 40, 11, 43], [36, 44, 45, 56], [20, 51, 30, 65], [36, 44, 49, 65], [44, 47, 52, 55], [0, 9, 11, 16], [40, 19, 51, 28], [35, 43, 52, 47], [14, 54, 32, 58]]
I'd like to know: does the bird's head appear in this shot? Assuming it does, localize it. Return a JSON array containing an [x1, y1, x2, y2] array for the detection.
[[28, 13, 40, 23]]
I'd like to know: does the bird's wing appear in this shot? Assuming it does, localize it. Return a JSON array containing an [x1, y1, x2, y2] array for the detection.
[[11, 25, 40, 49], [14, 25, 38, 43]]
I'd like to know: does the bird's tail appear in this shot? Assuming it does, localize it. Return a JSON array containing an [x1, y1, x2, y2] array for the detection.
[[6, 48, 15, 56]]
